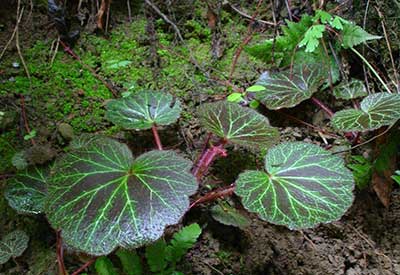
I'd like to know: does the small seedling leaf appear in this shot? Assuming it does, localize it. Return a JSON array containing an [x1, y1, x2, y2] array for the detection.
[[227, 93, 244, 103], [198, 101, 279, 150], [332, 79, 368, 100], [211, 204, 250, 229], [45, 137, 197, 255], [166, 223, 202, 263], [235, 142, 354, 229], [5, 166, 48, 214], [254, 63, 327, 109], [106, 91, 182, 130], [0, 230, 29, 264], [246, 85, 266, 92], [332, 93, 400, 131]]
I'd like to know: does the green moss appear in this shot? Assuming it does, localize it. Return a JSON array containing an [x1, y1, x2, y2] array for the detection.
[[0, 130, 18, 173]]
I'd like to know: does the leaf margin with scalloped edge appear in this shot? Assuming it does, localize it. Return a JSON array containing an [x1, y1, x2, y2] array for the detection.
[[5, 166, 49, 215], [45, 137, 197, 256], [331, 92, 400, 131], [332, 79, 367, 100], [234, 141, 355, 230], [197, 101, 279, 150], [105, 91, 182, 130], [254, 63, 327, 110]]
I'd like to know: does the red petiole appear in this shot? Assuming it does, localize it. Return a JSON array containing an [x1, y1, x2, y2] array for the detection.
[[192, 138, 228, 181]]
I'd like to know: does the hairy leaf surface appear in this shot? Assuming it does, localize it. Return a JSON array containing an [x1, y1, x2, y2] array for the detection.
[[0, 230, 29, 264], [235, 142, 354, 229], [5, 166, 48, 214], [46, 138, 197, 255], [106, 91, 181, 130], [332, 93, 400, 131], [332, 79, 367, 100], [255, 64, 326, 109], [198, 101, 279, 149]]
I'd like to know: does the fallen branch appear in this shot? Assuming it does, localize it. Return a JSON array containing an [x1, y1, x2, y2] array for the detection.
[[223, 0, 276, 26], [144, 0, 184, 42]]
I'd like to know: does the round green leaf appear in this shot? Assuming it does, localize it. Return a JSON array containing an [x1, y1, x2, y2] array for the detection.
[[332, 93, 400, 131], [105, 91, 182, 130], [45, 138, 197, 255], [197, 101, 279, 149], [211, 204, 250, 229], [254, 63, 327, 109], [332, 79, 367, 100], [235, 142, 354, 229], [0, 230, 29, 264], [227, 93, 244, 103], [5, 166, 48, 214], [246, 85, 266, 92]]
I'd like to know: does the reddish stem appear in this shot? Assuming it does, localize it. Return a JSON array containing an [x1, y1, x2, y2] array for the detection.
[[151, 124, 163, 150], [311, 97, 334, 117], [190, 184, 235, 208], [228, 0, 264, 82], [311, 97, 358, 142], [71, 258, 97, 275], [192, 139, 227, 180], [56, 231, 67, 275]]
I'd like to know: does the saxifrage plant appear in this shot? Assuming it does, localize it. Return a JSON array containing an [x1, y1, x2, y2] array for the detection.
[[6, 89, 356, 262]]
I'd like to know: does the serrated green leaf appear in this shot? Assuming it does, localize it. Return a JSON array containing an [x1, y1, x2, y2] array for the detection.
[[235, 142, 354, 229], [211, 204, 250, 229], [255, 63, 327, 109], [227, 93, 244, 103], [0, 230, 29, 264], [314, 10, 332, 24], [246, 85, 266, 92], [347, 156, 372, 189], [166, 223, 201, 263], [106, 91, 182, 130], [299, 24, 325, 52], [5, 166, 48, 214], [245, 15, 314, 67], [341, 23, 381, 48], [145, 239, 168, 272], [198, 101, 279, 150], [45, 138, 197, 255], [331, 93, 400, 131], [95, 256, 118, 275], [116, 249, 143, 275], [331, 16, 349, 30], [333, 79, 367, 100]]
